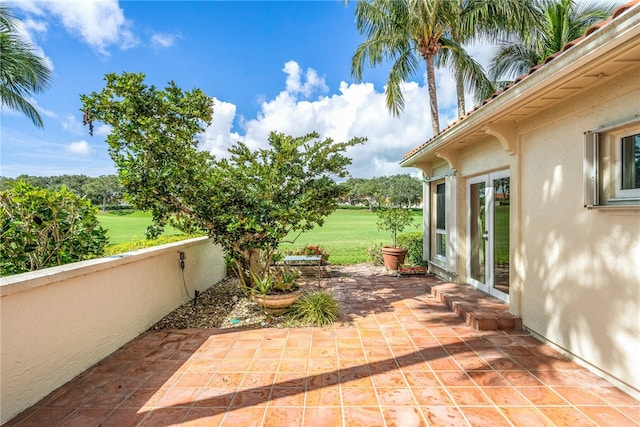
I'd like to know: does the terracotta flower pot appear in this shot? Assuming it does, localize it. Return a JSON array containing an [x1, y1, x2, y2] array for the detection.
[[252, 289, 303, 315], [381, 247, 408, 271]]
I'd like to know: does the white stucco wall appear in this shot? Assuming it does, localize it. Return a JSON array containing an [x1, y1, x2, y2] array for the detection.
[[458, 137, 511, 178], [518, 68, 640, 396], [406, 14, 640, 399], [0, 237, 226, 424]]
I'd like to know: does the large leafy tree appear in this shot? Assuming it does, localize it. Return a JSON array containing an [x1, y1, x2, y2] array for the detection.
[[47, 174, 91, 197], [342, 174, 422, 208], [342, 176, 386, 210], [81, 72, 364, 288], [82, 175, 123, 209], [387, 174, 422, 207], [490, 0, 614, 81], [0, 5, 52, 128]]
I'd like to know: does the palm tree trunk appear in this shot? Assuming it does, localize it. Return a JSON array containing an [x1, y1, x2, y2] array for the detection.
[[455, 64, 466, 117], [425, 54, 440, 135]]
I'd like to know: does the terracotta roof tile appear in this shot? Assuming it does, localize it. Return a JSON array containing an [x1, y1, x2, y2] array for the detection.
[[403, 0, 640, 160]]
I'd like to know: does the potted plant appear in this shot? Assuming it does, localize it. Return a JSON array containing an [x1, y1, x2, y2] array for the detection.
[[376, 205, 414, 271], [250, 267, 303, 314]]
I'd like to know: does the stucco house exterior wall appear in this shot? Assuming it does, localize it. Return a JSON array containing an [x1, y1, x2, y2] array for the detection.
[[401, 2, 640, 398]]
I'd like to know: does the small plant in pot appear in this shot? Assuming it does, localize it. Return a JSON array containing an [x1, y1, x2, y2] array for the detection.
[[376, 205, 414, 271], [250, 267, 303, 315]]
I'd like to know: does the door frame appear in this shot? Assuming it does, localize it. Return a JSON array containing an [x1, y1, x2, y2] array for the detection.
[[466, 170, 510, 303]]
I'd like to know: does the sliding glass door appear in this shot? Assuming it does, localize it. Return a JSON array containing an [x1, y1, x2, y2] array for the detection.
[[467, 171, 510, 302]]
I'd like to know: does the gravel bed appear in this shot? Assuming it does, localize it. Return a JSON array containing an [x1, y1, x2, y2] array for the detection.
[[149, 276, 289, 330]]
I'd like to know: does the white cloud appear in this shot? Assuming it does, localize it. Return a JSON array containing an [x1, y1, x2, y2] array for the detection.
[[66, 140, 92, 155], [60, 113, 110, 137], [94, 124, 112, 137], [12, 18, 54, 72], [200, 98, 242, 158], [200, 61, 434, 178], [15, 0, 138, 54], [283, 61, 329, 98], [31, 99, 57, 119], [61, 114, 84, 135], [151, 33, 178, 48], [22, 17, 48, 34]]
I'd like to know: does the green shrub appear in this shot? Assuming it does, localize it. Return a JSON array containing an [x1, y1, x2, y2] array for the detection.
[[103, 234, 196, 255], [288, 290, 339, 326], [103, 208, 135, 216], [336, 205, 371, 210], [397, 231, 426, 266], [366, 242, 384, 265], [1, 181, 109, 276], [102, 204, 134, 212]]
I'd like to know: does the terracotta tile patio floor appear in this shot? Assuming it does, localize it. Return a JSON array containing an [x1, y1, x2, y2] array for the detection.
[[6, 265, 640, 426]]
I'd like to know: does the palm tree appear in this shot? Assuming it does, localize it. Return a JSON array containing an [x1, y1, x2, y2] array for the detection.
[[0, 5, 52, 128], [436, 0, 541, 115], [351, 0, 539, 134], [490, 0, 615, 81], [352, 0, 458, 135]]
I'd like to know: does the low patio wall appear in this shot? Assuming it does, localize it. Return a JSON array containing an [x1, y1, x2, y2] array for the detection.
[[0, 237, 226, 424]]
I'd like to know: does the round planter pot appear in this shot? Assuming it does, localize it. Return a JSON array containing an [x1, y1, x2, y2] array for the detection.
[[381, 247, 408, 271], [252, 289, 303, 315]]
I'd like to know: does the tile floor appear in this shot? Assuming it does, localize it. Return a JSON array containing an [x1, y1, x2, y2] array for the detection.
[[6, 265, 640, 426]]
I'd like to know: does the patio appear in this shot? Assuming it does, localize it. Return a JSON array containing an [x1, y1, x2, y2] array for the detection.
[[5, 265, 639, 426]]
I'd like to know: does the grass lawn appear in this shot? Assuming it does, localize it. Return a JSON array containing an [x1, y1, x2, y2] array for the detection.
[[279, 209, 422, 265], [494, 204, 510, 265], [97, 210, 184, 245], [98, 209, 423, 265]]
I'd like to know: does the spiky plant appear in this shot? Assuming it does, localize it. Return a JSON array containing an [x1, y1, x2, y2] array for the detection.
[[288, 291, 339, 327]]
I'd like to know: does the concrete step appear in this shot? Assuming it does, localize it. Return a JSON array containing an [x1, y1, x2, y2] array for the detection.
[[427, 282, 522, 331]]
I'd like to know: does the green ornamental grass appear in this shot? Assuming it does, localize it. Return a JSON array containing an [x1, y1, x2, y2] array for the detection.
[[288, 291, 339, 327]]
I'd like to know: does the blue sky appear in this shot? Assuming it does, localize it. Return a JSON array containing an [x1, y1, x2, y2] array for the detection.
[[1, 0, 606, 179]]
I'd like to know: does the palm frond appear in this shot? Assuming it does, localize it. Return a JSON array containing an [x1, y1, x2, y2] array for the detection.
[[0, 6, 52, 128]]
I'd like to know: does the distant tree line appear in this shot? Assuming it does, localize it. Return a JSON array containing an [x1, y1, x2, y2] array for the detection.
[[0, 175, 124, 210], [339, 174, 422, 209], [1, 173, 422, 212]]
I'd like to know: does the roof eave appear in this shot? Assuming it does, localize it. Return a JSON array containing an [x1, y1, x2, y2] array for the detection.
[[401, 3, 640, 169]]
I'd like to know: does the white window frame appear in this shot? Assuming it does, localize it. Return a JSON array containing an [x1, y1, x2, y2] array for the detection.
[[584, 119, 640, 208], [445, 175, 457, 274], [434, 181, 446, 262], [424, 174, 457, 274], [614, 130, 640, 200]]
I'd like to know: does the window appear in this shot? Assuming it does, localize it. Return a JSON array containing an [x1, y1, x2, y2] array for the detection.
[[620, 133, 640, 192], [584, 122, 640, 207], [435, 182, 446, 258], [426, 175, 457, 273]]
